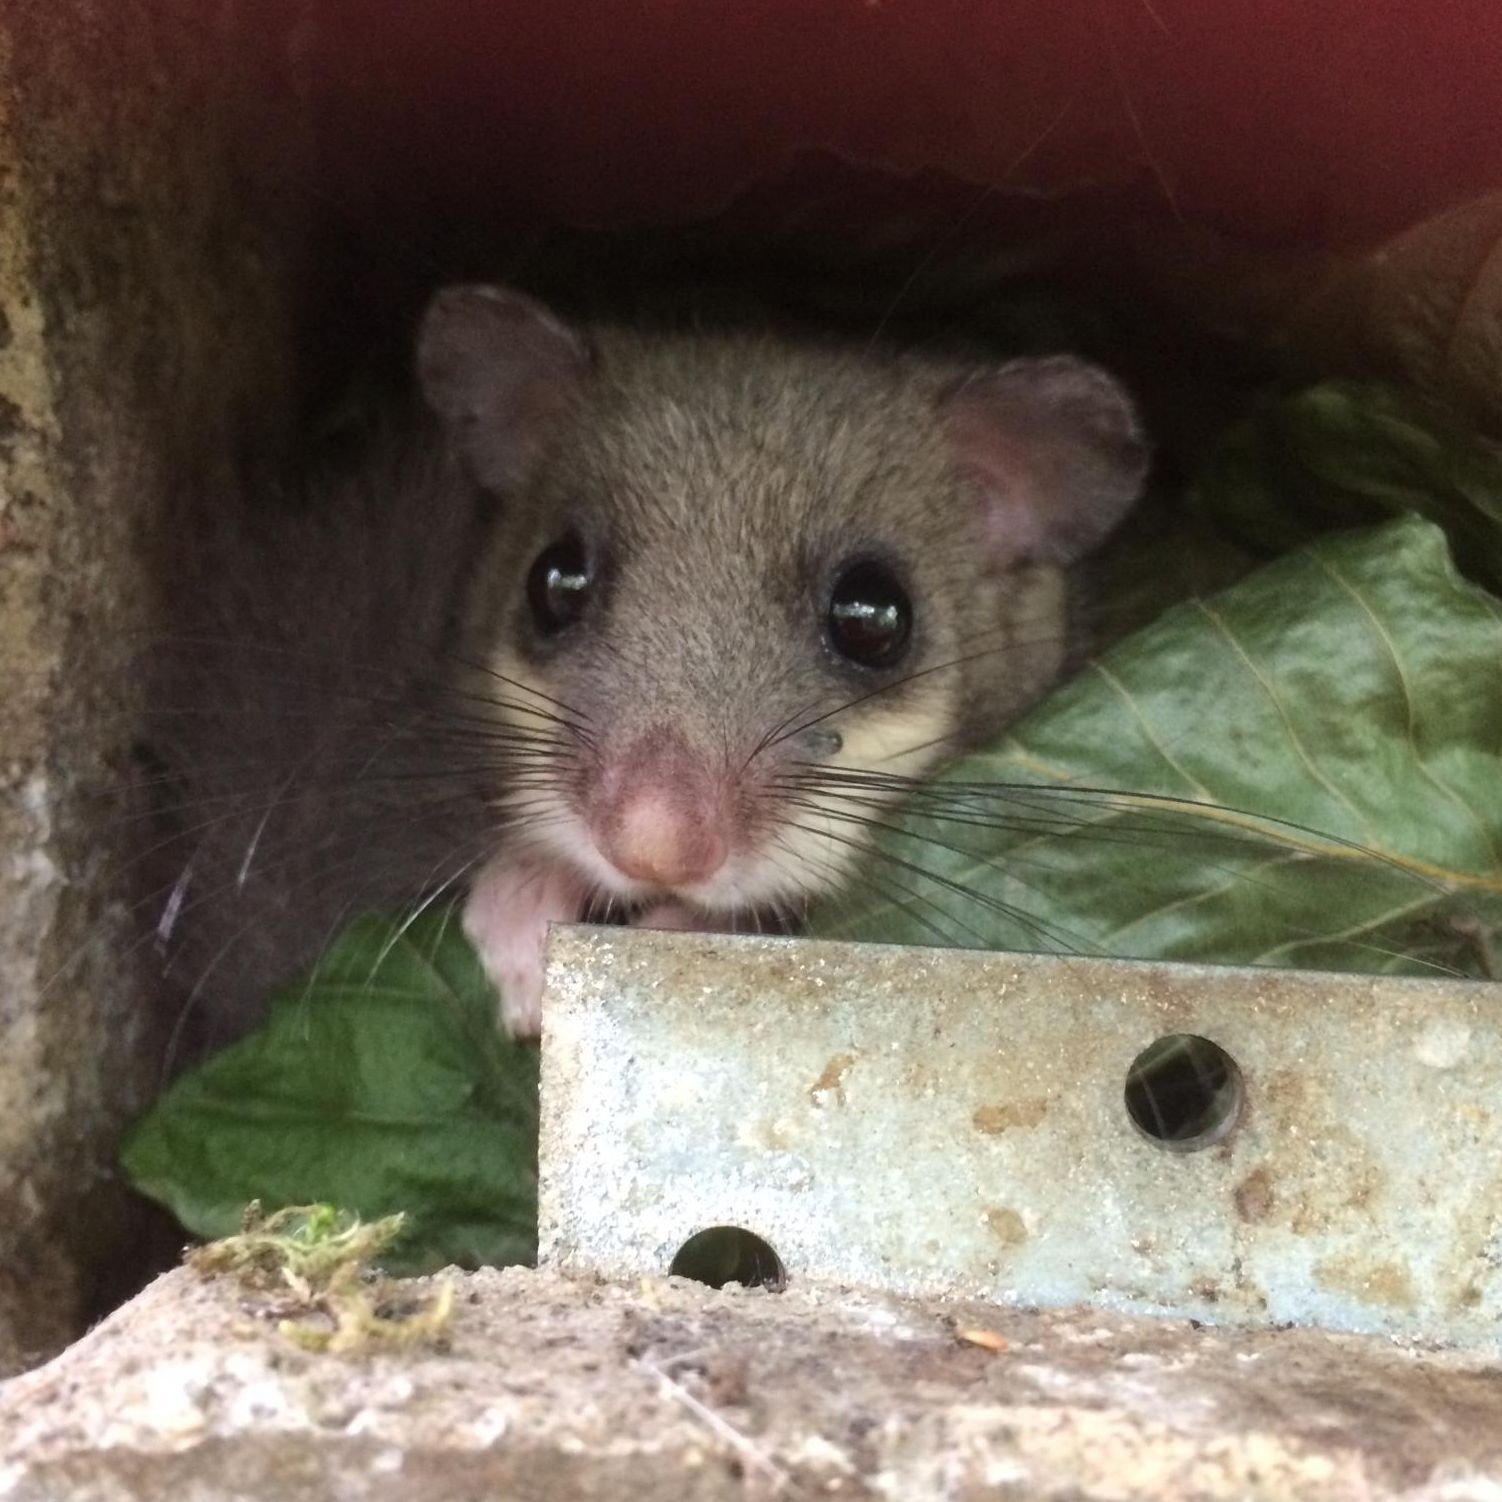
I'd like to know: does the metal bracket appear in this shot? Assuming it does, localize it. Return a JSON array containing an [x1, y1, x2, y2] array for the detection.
[[538, 925, 1502, 1352]]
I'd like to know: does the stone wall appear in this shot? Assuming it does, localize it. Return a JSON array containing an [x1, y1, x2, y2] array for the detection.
[[0, 0, 310, 1371]]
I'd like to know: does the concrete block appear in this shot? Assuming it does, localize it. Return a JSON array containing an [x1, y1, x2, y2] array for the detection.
[[4, 1264, 1500, 1500]]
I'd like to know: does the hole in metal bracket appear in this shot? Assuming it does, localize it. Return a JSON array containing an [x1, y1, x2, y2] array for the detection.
[[670, 1226, 787, 1291], [1124, 1033, 1244, 1152]]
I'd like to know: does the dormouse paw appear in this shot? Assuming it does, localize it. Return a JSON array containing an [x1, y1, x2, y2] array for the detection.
[[462, 855, 588, 1039]]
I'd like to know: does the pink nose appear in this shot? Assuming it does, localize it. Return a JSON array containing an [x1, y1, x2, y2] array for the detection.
[[591, 731, 733, 888], [599, 789, 729, 886]]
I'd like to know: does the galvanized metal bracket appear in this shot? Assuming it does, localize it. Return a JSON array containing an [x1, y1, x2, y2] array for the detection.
[[538, 925, 1502, 1352]]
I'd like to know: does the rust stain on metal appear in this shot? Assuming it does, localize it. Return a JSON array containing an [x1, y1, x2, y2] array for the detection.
[[1233, 1166, 1275, 1224], [538, 926, 1502, 1351], [1314, 1253, 1417, 1312], [808, 1052, 858, 1106], [984, 1207, 1029, 1245], [973, 1099, 1049, 1134]]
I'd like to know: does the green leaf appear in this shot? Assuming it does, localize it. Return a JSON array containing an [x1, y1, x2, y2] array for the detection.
[[122, 910, 537, 1275], [813, 515, 1502, 978], [1192, 379, 1502, 593]]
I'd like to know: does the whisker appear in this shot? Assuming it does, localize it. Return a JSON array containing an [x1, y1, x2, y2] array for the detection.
[[365, 851, 489, 982], [767, 829, 968, 949], [784, 810, 1088, 954]]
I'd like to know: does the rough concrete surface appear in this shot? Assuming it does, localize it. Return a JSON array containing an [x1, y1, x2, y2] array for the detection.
[[0, 0, 308, 1371], [1, 1264, 1500, 1501]]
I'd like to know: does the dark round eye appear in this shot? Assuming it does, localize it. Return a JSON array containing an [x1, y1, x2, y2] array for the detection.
[[826, 559, 913, 669], [526, 532, 592, 635]]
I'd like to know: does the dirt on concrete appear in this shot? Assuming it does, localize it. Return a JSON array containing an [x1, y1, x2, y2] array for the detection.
[[2, 1264, 1500, 1500]]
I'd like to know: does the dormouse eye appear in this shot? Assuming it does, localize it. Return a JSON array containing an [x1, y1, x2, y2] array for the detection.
[[826, 559, 912, 669], [526, 532, 591, 634]]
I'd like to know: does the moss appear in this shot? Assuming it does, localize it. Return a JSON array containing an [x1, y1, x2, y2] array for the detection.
[[190, 1203, 455, 1355]]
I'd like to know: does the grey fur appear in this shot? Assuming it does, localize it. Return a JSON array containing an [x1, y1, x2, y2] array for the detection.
[[144, 291, 1147, 1053], [473, 320, 1143, 767], [142, 432, 497, 1051]]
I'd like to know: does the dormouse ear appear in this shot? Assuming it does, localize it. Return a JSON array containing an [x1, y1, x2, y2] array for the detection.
[[941, 356, 1149, 569], [416, 284, 591, 491]]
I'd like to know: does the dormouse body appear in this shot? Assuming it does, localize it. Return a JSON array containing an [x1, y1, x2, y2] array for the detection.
[[148, 285, 1149, 1044]]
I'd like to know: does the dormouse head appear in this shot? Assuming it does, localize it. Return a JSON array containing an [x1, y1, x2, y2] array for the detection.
[[418, 283, 1149, 920]]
